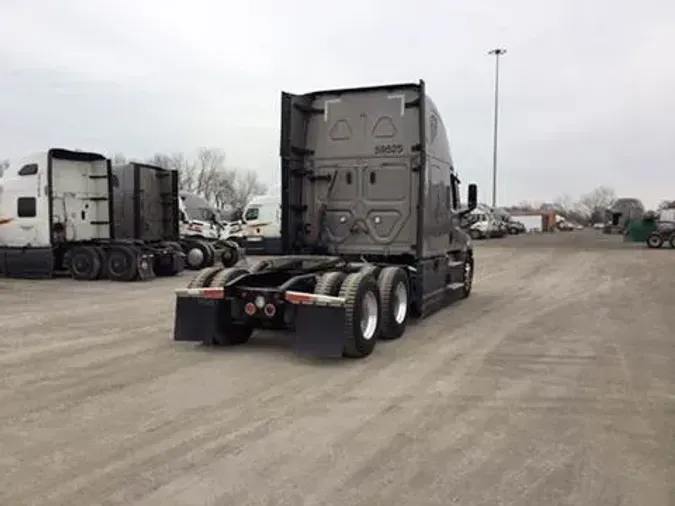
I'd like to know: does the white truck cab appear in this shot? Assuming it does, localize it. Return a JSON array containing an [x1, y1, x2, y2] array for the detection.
[[231, 194, 282, 254], [178, 193, 223, 242], [466, 205, 502, 239]]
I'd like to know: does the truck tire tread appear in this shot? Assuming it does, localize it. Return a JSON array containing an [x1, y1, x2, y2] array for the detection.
[[339, 272, 379, 359], [377, 266, 409, 340], [208, 267, 253, 345], [187, 266, 223, 288], [209, 267, 249, 288], [106, 245, 138, 282], [69, 246, 102, 281], [314, 271, 347, 296]]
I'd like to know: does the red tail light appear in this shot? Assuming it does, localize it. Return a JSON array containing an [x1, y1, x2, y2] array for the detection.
[[264, 304, 277, 317]]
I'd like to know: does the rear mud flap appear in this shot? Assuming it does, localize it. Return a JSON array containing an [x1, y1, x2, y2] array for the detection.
[[137, 253, 156, 281], [171, 251, 186, 274], [174, 297, 230, 343], [293, 305, 347, 358]]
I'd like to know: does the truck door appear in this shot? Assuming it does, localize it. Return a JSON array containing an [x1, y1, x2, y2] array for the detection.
[[0, 160, 55, 277], [1, 162, 50, 248]]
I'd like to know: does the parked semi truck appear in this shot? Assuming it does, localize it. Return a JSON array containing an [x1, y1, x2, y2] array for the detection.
[[464, 204, 503, 239], [178, 192, 243, 270], [0, 148, 155, 280], [173, 80, 478, 358], [228, 193, 283, 254], [111, 162, 185, 276], [604, 198, 645, 234]]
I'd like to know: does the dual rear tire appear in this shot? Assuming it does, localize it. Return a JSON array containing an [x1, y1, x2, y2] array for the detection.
[[646, 232, 675, 249], [186, 266, 254, 346], [184, 240, 216, 270], [314, 266, 410, 358], [69, 244, 140, 281]]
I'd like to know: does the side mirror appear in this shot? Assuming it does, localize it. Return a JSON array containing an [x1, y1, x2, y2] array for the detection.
[[467, 183, 478, 211]]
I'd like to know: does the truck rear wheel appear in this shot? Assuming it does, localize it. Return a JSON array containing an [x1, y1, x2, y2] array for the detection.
[[209, 267, 248, 288], [339, 272, 380, 358], [314, 271, 347, 296], [219, 242, 241, 268], [646, 233, 663, 249], [185, 241, 211, 270], [461, 257, 474, 299], [186, 266, 222, 288], [377, 267, 409, 340], [69, 246, 102, 281], [208, 267, 253, 345], [359, 264, 380, 278], [106, 245, 138, 282], [204, 242, 216, 266]]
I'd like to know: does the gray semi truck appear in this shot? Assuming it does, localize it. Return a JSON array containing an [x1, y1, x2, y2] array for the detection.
[[172, 80, 477, 358]]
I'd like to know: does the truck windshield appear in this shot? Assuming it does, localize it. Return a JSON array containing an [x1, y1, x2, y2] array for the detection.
[[244, 206, 260, 221]]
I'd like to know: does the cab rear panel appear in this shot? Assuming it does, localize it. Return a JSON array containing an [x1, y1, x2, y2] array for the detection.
[[112, 163, 180, 242], [281, 81, 459, 260]]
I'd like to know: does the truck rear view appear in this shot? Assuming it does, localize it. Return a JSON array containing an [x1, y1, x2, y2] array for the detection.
[[173, 81, 477, 359], [282, 84, 430, 257], [112, 162, 184, 276]]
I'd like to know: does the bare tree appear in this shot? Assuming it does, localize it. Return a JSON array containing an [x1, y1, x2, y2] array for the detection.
[[231, 170, 267, 210], [657, 200, 675, 210], [146, 148, 267, 211], [553, 194, 575, 213], [576, 186, 616, 224], [579, 186, 616, 212], [148, 152, 198, 193], [0, 159, 9, 177], [195, 147, 228, 203], [111, 153, 127, 165]]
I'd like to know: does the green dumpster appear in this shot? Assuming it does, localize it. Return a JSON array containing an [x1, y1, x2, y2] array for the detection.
[[625, 219, 657, 242]]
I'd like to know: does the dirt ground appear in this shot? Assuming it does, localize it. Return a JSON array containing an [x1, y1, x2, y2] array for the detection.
[[0, 230, 673, 506]]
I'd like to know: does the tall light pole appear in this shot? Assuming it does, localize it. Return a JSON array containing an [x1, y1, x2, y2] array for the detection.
[[488, 48, 506, 208]]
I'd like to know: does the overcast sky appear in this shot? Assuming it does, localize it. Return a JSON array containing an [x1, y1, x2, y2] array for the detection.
[[1, 0, 673, 207]]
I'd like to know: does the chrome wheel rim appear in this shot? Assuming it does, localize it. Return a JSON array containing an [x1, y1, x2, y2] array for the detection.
[[464, 261, 473, 292], [393, 282, 408, 324], [360, 291, 378, 340]]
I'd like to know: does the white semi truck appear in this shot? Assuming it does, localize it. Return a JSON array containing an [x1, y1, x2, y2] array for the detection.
[[178, 192, 243, 269], [0, 148, 157, 280], [227, 193, 283, 254]]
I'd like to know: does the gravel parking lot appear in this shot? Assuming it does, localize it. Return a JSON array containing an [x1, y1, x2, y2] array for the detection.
[[0, 230, 673, 506]]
